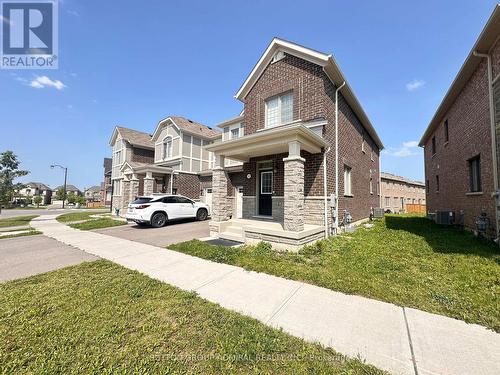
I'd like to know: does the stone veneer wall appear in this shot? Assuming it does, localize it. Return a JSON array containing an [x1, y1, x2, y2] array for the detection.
[[283, 158, 305, 231]]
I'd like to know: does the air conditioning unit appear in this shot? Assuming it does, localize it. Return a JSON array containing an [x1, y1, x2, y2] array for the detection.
[[373, 208, 385, 218], [436, 211, 454, 225], [427, 212, 437, 222]]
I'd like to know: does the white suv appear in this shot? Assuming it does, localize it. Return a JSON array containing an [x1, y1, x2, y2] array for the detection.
[[125, 195, 210, 228]]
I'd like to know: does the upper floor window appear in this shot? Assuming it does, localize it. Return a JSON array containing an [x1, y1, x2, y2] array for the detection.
[[163, 137, 172, 159], [265, 92, 293, 128], [231, 127, 240, 139], [469, 155, 481, 192], [436, 175, 440, 192], [431, 136, 436, 155], [444, 120, 449, 143]]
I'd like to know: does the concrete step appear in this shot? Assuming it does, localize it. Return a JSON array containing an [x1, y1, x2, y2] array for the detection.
[[219, 231, 244, 243], [225, 226, 244, 235]]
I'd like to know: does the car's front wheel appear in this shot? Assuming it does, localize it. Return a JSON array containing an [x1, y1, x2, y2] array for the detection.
[[196, 208, 208, 221], [151, 212, 168, 228]]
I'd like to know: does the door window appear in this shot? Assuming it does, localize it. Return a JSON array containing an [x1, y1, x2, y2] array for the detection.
[[260, 171, 273, 194]]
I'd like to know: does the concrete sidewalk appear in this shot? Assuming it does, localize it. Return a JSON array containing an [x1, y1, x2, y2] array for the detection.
[[31, 215, 500, 375]]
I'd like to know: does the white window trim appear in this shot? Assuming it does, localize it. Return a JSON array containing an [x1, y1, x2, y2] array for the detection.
[[162, 136, 173, 160], [265, 92, 293, 128], [344, 167, 352, 196], [260, 171, 273, 194]]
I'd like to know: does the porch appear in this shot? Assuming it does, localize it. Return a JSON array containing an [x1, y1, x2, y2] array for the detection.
[[206, 122, 329, 250]]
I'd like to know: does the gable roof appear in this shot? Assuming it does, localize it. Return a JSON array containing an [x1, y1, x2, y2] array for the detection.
[[235, 37, 384, 149], [152, 116, 220, 141], [54, 184, 80, 192], [109, 126, 154, 149], [25, 182, 51, 190], [103, 157, 112, 174], [85, 185, 101, 192], [419, 5, 500, 146], [381, 172, 425, 187]]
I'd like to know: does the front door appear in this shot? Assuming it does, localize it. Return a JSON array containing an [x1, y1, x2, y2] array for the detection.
[[259, 170, 272, 216], [235, 186, 243, 219]]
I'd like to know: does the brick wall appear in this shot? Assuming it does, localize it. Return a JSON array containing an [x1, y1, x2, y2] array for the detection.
[[173, 173, 200, 199], [423, 39, 500, 235], [241, 53, 381, 223], [131, 147, 154, 163]]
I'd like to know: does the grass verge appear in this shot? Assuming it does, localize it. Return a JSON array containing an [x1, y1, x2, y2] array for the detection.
[[56, 211, 99, 223], [170, 215, 500, 331], [0, 230, 42, 239], [0, 260, 382, 374], [0, 215, 38, 228], [69, 218, 127, 230]]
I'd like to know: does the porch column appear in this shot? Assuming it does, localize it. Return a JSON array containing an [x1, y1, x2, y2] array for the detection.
[[283, 141, 305, 231], [143, 171, 154, 196], [122, 175, 131, 211], [129, 173, 139, 202], [212, 155, 229, 222]]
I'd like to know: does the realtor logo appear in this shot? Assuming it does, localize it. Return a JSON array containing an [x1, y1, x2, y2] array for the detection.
[[1, 0, 58, 69]]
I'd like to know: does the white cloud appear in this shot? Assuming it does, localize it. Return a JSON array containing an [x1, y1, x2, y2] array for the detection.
[[67, 10, 79, 16], [382, 140, 420, 157], [406, 79, 425, 92], [29, 76, 66, 90]]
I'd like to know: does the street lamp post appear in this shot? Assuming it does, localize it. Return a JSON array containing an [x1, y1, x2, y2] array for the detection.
[[51, 164, 68, 209]]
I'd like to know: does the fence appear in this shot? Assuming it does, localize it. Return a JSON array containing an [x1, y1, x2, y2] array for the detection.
[[405, 204, 426, 214], [86, 202, 105, 209]]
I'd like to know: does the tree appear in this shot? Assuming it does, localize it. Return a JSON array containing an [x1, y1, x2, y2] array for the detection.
[[55, 187, 66, 201], [0, 151, 29, 212], [66, 192, 77, 204], [75, 195, 86, 206], [33, 196, 43, 207]]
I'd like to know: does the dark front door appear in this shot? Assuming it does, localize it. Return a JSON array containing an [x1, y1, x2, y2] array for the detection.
[[259, 170, 273, 216]]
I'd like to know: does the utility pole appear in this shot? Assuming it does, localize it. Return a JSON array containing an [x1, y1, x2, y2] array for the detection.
[[51, 164, 68, 209]]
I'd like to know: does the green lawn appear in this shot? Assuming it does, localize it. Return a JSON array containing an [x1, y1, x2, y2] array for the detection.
[[57, 211, 126, 230], [0, 230, 42, 239], [0, 215, 38, 228], [69, 218, 127, 230], [170, 215, 500, 332], [0, 261, 382, 374]]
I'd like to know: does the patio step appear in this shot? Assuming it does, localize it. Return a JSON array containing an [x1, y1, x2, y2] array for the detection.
[[219, 226, 244, 243]]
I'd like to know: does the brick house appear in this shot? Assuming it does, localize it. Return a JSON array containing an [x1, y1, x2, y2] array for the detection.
[[380, 172, 426, 213], [419, 5, 500, 238], [100, 157, 112, 206], [207, 38, 384, 250], [109, 118, 220, 215]]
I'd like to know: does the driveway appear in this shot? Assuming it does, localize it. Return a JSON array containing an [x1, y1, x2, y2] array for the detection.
[[0, 235, 99, 282], [93, 219, 209, 247]]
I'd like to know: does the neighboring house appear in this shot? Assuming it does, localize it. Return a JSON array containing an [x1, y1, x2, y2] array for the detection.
[[206, 38, 383, 250], [101, 157, 112, 205], [419, 5, 500, 238], [110, 118, 220, 214], [17, 182, 52, 205], [84, 186, 102, 202], [53, 185, 82, 197], [380, 172, 426, 213]]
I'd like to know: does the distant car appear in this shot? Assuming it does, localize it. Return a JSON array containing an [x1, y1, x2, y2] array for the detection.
[[125, 195, 210, 228]]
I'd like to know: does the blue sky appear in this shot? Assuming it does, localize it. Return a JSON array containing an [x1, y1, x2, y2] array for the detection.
[[0, 0, 498, 189]]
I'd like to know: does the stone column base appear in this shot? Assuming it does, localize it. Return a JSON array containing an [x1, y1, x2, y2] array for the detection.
[[283, 156, 305, 232]]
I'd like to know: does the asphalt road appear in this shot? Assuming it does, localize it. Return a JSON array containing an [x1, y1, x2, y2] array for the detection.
[[0, 235, 99, 282], [0, 208, 109, 219]]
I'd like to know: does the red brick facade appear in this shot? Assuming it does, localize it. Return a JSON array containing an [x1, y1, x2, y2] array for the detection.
[[131, 147, 154, 164], [423, 39, 500, 235], [241, 54, 380, 222]]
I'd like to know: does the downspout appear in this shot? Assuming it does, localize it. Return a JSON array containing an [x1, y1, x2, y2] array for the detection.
[[170, 171, 174, 194], [334, 81, 346, 234], [323, 146, 331, 238], [473, 51, 499, 240]]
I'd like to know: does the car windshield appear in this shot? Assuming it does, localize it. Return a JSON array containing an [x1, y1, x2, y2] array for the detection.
[[131, 197, 153, 204]]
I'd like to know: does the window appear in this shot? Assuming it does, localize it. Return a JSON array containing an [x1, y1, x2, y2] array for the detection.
[[163, 137, 172, 159], [436, 175, 440, 192], [369, 178, 373, 194], [112, 180, 122, 196], [231, 127, 240, 139], [444, 120, 449, 143], [260, 171, 273, 194], [370, 150, 374, 161], [432, 136, 436, 155], [385, 196, 390, 206], [469, 155, 481, 192], [344, 166, 352, 196], [265, 92, 293, 128], [362, 133, 366, 153]]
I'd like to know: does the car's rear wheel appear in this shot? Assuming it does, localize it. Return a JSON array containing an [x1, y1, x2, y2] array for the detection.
[[151, 212, 167, 228], [196, 208, 208, 221]]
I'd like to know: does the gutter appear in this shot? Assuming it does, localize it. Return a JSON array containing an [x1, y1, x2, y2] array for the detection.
[[473, 50, 499, 240], [334, 81, 346, 234]]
